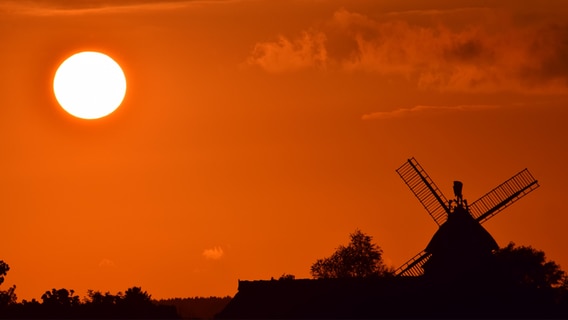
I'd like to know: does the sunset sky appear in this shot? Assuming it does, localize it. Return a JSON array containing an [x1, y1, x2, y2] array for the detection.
[[2, 0, 568, 301]]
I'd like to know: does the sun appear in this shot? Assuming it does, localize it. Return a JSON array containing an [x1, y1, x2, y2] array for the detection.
[[53, 51, 127, 120]]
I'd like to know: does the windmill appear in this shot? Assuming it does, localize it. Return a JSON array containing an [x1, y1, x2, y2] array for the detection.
[[394, 157, 539, 277]]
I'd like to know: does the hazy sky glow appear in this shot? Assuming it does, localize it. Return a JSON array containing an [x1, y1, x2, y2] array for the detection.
[[1, 0, 568, 301]]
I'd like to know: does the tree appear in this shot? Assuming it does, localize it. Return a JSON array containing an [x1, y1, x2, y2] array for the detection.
[[278, 273, 295, 280], [0, 261, 8, 286], [0, 261, 16, 306], [41, 288, 81, 307], [122, 286, 152, 305], [494, 242, 566, 289], [85, 289, 122, 306], [310, 229, 392, 279]]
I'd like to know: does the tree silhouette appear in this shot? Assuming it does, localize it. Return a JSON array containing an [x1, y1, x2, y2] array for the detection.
[[81, 287, 177, 319], [494, 242, 566, 289], [122, 286, 152, 305], [0, 261, 16, 307], [278, 273, 295, 280], [157, 296, 232, 320], [41, 288, 80, 307], [36, 288, 81, 318], [0, 283, 178, 319], [0, 261, 8, 286], [85, 289, 121, 306], [310, 229, 392, 279]]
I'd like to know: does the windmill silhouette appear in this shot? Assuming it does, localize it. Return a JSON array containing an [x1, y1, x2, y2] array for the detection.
[[394, 157, 540, 277]]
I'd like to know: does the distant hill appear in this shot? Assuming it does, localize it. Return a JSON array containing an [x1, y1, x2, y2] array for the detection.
[[156, 296, 232, 319]]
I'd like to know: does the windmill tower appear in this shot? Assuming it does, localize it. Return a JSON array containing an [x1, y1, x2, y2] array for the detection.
[[394, 157, 539, 278]]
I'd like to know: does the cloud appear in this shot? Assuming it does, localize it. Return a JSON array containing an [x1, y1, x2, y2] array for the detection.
[[0, 0, 232, 15], [362, 104, 498, 120], [247, 7, 568, 93], [247, 30, 328, 73], [98, 258, 116, 268], [202, 246, 224, 260]]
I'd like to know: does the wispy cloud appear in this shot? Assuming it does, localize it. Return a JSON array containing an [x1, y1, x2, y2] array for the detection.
[[98, 258, 116, 268], [0, 0, 234, 15], [247, 7, 568, 93], [246, 30, 328, 74], [202, 246, 224, 260], [362, 104, 499, 120]]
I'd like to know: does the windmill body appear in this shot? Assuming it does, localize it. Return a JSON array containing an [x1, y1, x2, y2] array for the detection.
[[422, 200, 498, 278], [394, 158, 539, 278]]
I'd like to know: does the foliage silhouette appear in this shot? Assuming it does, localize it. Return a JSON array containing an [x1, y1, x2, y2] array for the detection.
[[278, 273, 295, 280], [85, 289, 122, 306], [41, 288, 81, 307], [123, 286, 152, 304], [494, 242, 566, 289], [310, 229, 392, 279], [0, 261, 8, 286], [157, 296, 232, 319], [0, 261, 16, 307], [1, 286, 178, 319]]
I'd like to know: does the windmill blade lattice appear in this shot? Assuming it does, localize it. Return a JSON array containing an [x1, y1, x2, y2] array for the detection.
[[396, 158, 450, 226], [469, 168, 539, 224], [394, 250, 431, 277]]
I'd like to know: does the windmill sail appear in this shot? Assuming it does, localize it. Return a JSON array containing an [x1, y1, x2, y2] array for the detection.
[[396, 158, 450, 226], [469, 168, 539, 224], [394, 251, 431, 277]]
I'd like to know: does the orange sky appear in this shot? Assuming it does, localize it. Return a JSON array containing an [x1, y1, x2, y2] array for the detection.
[[1, 0, 568, 301]]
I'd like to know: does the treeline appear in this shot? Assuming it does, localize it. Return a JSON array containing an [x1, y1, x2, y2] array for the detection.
[[156, 296, 232, 319], [0, 287, 233, 319], [0, 261, 234, 319], [0, 286, 179, 319]]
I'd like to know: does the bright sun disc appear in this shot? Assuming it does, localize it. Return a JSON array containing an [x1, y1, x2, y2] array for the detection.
[[53, 51, 126, 120]]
